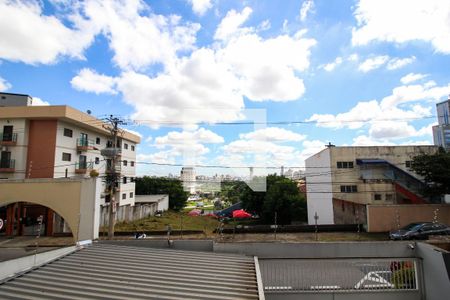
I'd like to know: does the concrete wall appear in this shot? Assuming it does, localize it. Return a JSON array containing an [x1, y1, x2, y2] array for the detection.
[[416, 243, 450, 300], [367, 204, 450, 232], [265, 291, 420, 300], [305, 148, 333, 225], [214, 242, 417, 259], [0, 178, 100, 242], [100, 202, 158, 225]]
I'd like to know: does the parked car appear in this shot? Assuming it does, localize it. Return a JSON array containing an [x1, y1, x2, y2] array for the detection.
[[389, 222, 450, 240]]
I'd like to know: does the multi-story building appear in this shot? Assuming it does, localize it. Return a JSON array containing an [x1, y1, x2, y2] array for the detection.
[[180, 167, 196, 194], [305, 145, 439, 225], [0, 92, 140, 236], [432, 96, 450, 150]]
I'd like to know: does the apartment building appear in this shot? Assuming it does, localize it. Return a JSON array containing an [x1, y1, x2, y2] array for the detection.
[[305, 145, 439, 225], [0, 92, 140, 236], [432, 96, 450, 150], [180, 167, 196, 194]]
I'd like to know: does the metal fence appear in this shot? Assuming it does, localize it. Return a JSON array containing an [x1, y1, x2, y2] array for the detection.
[[260, 258, 418, 292]]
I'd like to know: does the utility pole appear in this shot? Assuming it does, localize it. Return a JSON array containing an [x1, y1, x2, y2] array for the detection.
[[102, 115, 126, 239]]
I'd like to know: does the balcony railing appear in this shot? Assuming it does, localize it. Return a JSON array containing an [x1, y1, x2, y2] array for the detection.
[[75, 161, 93, 174], [100, 147, 122, 157], [0, 159, 15, 172], [77, 138, 95, 151], [0, 132, 18, 145]]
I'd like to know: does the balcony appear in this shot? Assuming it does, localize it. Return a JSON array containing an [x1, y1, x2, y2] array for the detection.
[[0, 132, 17, 146], [77, 138, 95, 152], [0, 159, 15, 173], [100, 147, 122, 158], [75, 161, 93, 174]]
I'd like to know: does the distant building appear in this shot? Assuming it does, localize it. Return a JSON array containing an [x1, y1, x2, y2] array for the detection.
[[180, 167, 196, 194], [432, 96, 450, 150], [0, 92, 140, 237], [305, 146, 440, 225]]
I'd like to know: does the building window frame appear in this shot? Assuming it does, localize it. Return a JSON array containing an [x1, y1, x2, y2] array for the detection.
[[337, 161, 354, 169], [340, 185, 358, 193], [131, 145, 135, 151], [122, 193, 126, 200], [374, 193, 382, 201], [63, 128, 73, 138], [62, 152, 71, 162], [96, 137, 101, 145]]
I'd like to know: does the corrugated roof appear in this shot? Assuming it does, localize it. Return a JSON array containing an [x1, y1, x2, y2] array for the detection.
[[0, 243, 260, 300]]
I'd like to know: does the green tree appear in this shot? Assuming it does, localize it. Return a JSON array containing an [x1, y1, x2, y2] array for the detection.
[[411, 148, 450, 196], [241, 174, 307, 224], [135, 176, 189, 211]]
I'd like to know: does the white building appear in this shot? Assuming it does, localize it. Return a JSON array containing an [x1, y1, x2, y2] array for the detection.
[[305, 145, 439, 225], [0, 92, 140, 236], [180, 167, 196, 194], [432, 96, 450, 150]]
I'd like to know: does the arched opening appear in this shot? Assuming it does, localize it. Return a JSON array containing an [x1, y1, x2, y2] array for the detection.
[[0, 202, 73, 238]]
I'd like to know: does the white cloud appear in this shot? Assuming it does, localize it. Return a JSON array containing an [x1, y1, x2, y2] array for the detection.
[[322, 57, 343, 72], [79, 0, 200, 70], [188, 0, 212, 16], [386, 56, 415, 70], [400, 73, 428, 84], [348, 53, 359, 61], [71, 68, 117, 94], [358, 55, 389, 72], [300, 0, 315, 22], [307, 81, 449, 141], [239, 127, 306, 142], [214, 7, 253, 41], [0, 77, 11, 91], [155, 128, 224, 145], [0, 1, 94, 65], [31, 97, 50, 106], [352, 0, 450, 54]]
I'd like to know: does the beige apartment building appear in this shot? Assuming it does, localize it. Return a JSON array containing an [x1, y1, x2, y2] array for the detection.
[[305, 145, 439, 225], [0, 92, 140, 237]]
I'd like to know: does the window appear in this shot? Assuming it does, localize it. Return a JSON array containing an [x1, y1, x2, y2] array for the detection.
[[123, 160, 128, 166], [122, 193, 126, 200], [63, 128, 73, 137], [130, 161, 135, 167], [2, 125, 13, 141], [374, 194, 382, 201], [130, 177, 135, 183], [123, 176, 127, 184], [62, 153, 71, 162], [385, 194, 393, 202], [124, 143, 128, 150], [131, 145, 135, 151], [95, 157, 100, 164], [130, 192, 134, 198], [337, 161, 354, 169], [96, 137, 101, 145], [106, 140, 113, 148], [340, 185, 357, 193], [405, 161, 412, 168]]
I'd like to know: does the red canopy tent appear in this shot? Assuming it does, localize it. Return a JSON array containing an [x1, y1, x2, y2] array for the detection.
[[188, 209, 202, 216], [232, 209, 252, 218]]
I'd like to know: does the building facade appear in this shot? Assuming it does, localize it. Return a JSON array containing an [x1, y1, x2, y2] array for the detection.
[[0, 92, 140, 236], [432, 96, 450, 150], [180, 167, 196, 194], [305, 145, 439, 225]]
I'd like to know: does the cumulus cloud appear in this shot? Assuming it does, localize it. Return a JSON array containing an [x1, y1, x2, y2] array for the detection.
[[386, 56, 415, 70], [239, 127, 306, 142], [155, 128, 224, 145], [0, 77, 11, 91], [71, 68, 117, 94], [352, 0, 450, 54], [188, 0, 213, 16], [307, 81, 448, 141], [300, 0, 315, 22], [31, 97, 50, 106], [214, 7, 253, 41], [0, 1, 94, 65], [322, 57, 343, 72], [400, 73, 428, 84], [358, 55, 389, 72]]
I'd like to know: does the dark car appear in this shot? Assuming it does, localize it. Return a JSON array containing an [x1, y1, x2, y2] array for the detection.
[[389, 222, 450, 240]]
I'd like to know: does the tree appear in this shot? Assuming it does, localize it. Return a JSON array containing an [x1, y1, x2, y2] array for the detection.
[[240, 174, 307, 224], [135, 176, 189, 211], [411, 148, 450, 196]]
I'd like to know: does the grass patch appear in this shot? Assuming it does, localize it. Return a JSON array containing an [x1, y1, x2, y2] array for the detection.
[[114, 210, 220, 234]]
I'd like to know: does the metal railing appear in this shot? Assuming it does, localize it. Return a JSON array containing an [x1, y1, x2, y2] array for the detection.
[[261, 258, 418, 293], [0, 132, 17, 142], [75, 161, 93, 170], [0, 159, 15, 169], [77, 138, 95, 148]]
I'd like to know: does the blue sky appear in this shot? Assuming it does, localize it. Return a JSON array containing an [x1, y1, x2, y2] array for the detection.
[[1, 0, 450, 176]]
